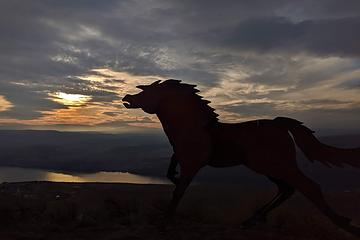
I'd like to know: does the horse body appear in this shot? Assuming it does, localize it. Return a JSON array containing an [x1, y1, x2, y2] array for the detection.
[[208, 120, 295, 169], [123, 79, 360, 236]]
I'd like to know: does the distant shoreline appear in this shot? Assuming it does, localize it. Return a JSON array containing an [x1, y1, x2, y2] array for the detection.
[[0, 166, 168, 185]]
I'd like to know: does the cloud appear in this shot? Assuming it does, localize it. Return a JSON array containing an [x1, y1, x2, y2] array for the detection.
[[0, 95, 12, 112], [0, 0, 359, 130], [0, 82, 67, 120], [220, 98, 360, 130], [336, 78, 360, 89], [201, 16, 360, 57]]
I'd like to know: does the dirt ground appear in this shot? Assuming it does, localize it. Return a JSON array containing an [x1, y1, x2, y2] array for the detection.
[[0, 182, 359, 240]]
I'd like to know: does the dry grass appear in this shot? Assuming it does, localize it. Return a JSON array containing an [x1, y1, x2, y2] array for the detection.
[[0, 182, 359, 240]]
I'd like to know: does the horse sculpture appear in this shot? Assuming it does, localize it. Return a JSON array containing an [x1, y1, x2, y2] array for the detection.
[[123, 79, 360, 236]]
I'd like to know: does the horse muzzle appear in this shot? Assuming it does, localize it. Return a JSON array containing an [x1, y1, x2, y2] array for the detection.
[[122, 94, 138, 108]]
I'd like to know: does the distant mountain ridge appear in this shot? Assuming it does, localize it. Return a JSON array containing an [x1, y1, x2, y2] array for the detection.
[[0, 130, 359, 190], [0, 130, 171, 174]]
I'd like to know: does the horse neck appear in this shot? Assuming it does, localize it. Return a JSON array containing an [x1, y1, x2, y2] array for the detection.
[[156, 99, 213, 142]]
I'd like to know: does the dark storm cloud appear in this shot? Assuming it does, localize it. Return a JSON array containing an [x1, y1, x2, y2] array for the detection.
[[1, 0, 358, 80], [169, 0, 360, 23], [336, 79, 360, 89], [293, 107, 360, 130], [300, 99, 351, 105], [155, 0, 360, 57], [203, 16, 360, 57]]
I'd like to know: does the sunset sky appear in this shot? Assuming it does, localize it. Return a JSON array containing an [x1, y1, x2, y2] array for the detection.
[[0, 0, 359, 133]]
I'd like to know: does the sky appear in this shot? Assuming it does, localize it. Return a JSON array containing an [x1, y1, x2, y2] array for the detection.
[[0, 0, 359, 133]]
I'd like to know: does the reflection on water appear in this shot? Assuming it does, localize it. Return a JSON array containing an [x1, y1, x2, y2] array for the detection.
[[0, 167, 168, 184]]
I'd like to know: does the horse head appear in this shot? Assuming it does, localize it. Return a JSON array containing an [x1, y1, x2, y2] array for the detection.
[[123, 79, 218, 125], [122, 80, 162, 114]]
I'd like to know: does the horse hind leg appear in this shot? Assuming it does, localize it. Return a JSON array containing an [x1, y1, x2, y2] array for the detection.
[[278, 170, 360, 236], [241, 176, 295, 228]]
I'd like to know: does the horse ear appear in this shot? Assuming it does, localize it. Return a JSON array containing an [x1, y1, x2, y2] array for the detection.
[[136, 80, 161, 90], [151, 80, 162, 85], [136, 85, 148, 90]]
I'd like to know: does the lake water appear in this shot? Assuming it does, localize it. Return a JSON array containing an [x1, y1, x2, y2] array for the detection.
[[0, 167, 169, 184]]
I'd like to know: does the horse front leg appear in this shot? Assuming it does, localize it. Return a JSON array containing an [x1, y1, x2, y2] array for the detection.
[[166, 154, 179, 185], [165, 177, 192, 220], [164, 153, 206, 222]]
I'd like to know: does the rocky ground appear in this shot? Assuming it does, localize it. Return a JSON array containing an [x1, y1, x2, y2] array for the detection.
[[0, 182, 359, 240]]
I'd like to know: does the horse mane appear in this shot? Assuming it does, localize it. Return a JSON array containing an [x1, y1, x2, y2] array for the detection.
[[158, 79, 219, 125]]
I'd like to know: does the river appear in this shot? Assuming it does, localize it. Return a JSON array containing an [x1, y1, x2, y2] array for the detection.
[[0, 167, 168, 184]]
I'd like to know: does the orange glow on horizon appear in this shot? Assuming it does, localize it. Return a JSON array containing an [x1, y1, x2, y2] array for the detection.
[[0, 68, 163, 130], [0, 95, 13, 112]]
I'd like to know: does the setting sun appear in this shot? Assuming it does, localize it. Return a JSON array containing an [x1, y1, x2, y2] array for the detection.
[[49, 92, 92, 106]]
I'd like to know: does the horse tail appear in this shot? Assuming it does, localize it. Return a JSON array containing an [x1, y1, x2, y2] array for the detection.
[[274, 117, 360, 168]]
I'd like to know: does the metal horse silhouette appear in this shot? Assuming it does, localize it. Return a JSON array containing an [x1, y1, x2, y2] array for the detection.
[[123, 79, 360, 236]]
